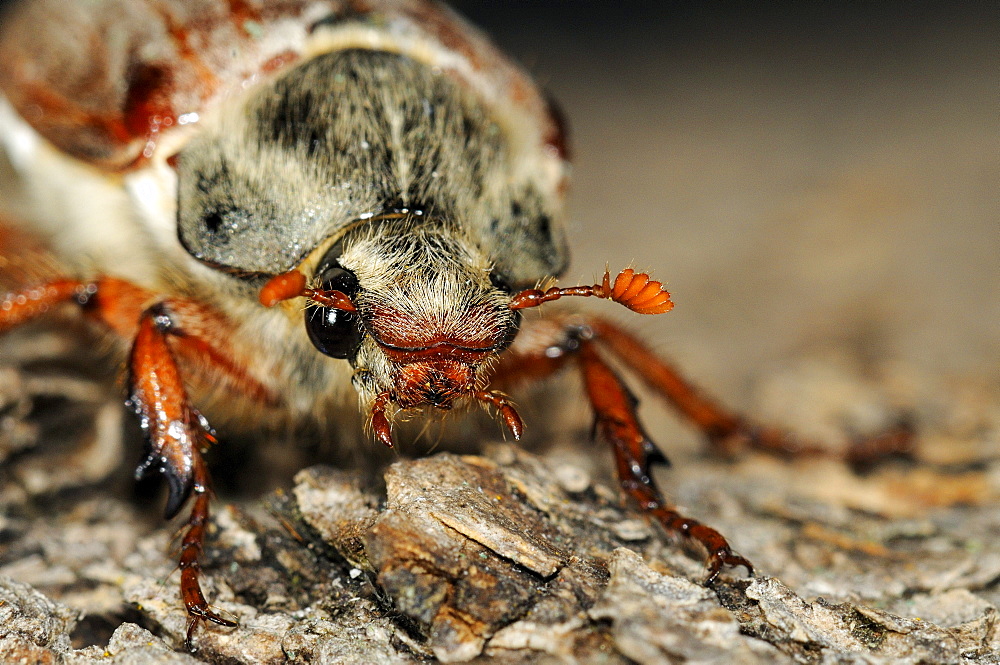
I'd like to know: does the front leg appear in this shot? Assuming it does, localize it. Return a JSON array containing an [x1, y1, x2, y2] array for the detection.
[[586, 317, 915, 468], [492, 317, 752, 583], [575, 339, 753, 582], [128, 304, 237, 642], [1, 276, 274, 644]]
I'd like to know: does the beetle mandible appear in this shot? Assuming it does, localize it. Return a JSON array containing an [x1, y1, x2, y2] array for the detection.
[[0, 0, 911, 643]]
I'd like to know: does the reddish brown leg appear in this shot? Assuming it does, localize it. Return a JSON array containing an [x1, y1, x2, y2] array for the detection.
[[370, 390, 395, 448], [1, 277, 272, 643], [474, 389, 524, 440], [128, 306, 236, 644], [491, 320, 751, 582], [2, 276, 275, 404], [180, 458, 227, 644], [0, 278, 91, 330], [575, 340, 752, 582], [587, 318, 914, 468]]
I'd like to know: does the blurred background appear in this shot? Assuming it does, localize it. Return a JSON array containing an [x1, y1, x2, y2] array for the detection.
[[453, 1, 999, 450]]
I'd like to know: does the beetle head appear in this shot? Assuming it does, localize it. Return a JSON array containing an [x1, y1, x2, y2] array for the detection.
[[294, 215, 520, 440], [260, 212, 675, 445]]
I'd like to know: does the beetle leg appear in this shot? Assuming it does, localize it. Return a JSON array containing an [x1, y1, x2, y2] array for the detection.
[[1, 276, 275, 641], [491, 319, 751, 582], [128, 304, 237, 644], [370, 390, 396, 448], [0, 278, 91, 330], [585, 317, 914, 468], [575, 339, 752, 582], [474, 389, 524, 440], [1, 276, 276, 405]]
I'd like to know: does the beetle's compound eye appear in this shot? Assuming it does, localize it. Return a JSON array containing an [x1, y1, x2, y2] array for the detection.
[[489, 270, 514, 295], [495, 309, 521, 353], [305, 262, 362, 360], [489, 270, 521, 352]]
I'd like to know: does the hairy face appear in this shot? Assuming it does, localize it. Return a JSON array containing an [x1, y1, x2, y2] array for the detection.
[[305, 218, 519, 414]]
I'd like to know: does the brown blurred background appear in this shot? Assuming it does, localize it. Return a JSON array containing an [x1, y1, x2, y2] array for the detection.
[[453, 2, 998, 406]]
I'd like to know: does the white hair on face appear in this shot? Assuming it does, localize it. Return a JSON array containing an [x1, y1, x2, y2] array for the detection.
[[339, 219, 505, 327], [336, 218, 515, 410]]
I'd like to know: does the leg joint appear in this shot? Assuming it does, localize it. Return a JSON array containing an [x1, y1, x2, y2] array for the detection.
[[545, 322, 595, 358], [74, 282, 99, 308], [145, 302, 178, 335]]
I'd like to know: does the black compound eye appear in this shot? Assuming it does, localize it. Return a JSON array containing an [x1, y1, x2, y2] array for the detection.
[[489, 270, 520, 352], [494, 309, 521, 353], [305, 262, 362, 360], [489, 270, 514, 294]]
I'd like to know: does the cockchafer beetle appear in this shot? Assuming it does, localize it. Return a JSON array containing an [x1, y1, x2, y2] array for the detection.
[[0, 0, 912, 643]]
